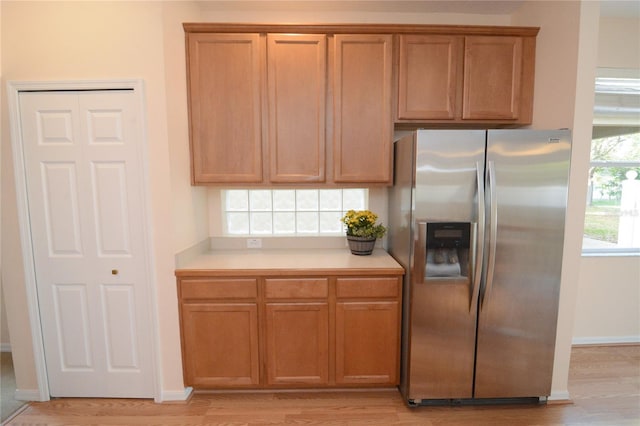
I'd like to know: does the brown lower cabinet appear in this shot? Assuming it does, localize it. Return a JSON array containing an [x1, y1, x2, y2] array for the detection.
[[177, 274, 402, 389], [266, 302, 330, 385], [181, 303, 260, 387], [178, 278, 260, 387], [336, 301, 399, 385]]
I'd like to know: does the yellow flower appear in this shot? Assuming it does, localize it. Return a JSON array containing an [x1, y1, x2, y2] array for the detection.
[[340, 210, 387, 239]]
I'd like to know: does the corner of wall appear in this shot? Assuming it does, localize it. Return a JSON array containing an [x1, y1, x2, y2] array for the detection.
[[157, 386, 193, 403]]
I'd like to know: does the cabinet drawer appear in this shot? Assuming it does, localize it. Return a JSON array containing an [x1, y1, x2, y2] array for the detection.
[[265, 278, 328, 299], [336, 277, 399, 299], [180, 278, 258, 300]]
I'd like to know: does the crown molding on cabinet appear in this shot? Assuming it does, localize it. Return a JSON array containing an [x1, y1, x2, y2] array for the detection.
[[183, 23, 539, 37]]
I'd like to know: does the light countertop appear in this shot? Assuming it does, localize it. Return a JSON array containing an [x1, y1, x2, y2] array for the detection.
[[175, 248, 405, 277]]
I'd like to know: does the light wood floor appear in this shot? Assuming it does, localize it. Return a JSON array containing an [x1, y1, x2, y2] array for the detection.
[[5, 345, 639, 425]]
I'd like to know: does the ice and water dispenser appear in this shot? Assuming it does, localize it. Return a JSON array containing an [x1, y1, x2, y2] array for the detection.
[[424, 222, 471, 282]]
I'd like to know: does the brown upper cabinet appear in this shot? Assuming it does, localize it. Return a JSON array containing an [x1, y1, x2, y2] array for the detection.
[[267, 34, 327, 183], [462, 35, 525, 120], [186, 33, 263, 184], [184, 24, 538, 185], [396, 30, 537, 124], [333, 34, 393, 184], [397, 34, 463, 120], [186, 32, 327, 185]]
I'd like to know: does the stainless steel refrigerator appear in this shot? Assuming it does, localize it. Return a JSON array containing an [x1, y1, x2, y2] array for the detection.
[[388, 129, 572, 405]]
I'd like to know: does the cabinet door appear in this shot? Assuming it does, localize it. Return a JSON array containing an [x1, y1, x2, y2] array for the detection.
[[265, 303, 329, 385], [336, 301, 399, 385], [462, 36, 523, 120], [186, 33, 263, 183], [397, 34, 462, 120], [333, 34, 393, 184], [181, 303, 260, 387], [267, 34, 326, 183]]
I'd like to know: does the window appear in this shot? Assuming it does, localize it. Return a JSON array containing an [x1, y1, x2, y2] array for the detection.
[[223, 188, 368, 236], [583, 75, 640, 254]]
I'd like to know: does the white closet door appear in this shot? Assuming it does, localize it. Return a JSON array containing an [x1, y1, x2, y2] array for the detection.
[[19, 90, 154, 397]]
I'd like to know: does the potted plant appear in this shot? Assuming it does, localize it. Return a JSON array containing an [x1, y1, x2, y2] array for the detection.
[[341, 209, 387, 255]]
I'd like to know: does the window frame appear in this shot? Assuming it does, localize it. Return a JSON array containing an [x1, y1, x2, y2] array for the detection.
[[583, 71, 640, 255]]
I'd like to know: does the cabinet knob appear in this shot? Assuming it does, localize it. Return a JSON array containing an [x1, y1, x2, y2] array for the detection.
[[111, 269, 119, 275]]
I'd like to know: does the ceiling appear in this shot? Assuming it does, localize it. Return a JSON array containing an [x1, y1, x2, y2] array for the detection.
[[198, 1, 525, 14], [199, 1, 640, 17], [600, 0, 640, 17]]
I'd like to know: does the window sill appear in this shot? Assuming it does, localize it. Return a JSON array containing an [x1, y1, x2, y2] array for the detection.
[[581, 250, 640, 257]]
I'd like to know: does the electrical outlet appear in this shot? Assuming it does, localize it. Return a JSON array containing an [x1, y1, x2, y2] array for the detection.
[[247, 238, 262, 249]]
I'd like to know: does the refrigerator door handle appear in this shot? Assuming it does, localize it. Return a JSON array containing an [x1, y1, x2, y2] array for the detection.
[[470, 161, 485, 312], [482, 160, 498, 308], [413, 221, 427, 284]]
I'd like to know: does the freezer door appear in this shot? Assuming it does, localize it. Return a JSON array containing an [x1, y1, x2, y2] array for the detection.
[[407, 130, 486, 400], [474, 129, 571, 398]]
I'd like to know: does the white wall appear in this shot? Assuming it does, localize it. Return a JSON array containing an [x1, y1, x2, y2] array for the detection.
[[163, 2, 210, 253], [572, 12, 640, 345], [0, 0, 6, 347], [598, 16, 640, 70], [0, 0, 8, 354], [0, 293, 9, 351], [1, 1, 187, 399], [574, 257, 640, 343], [1, 0, 617, 402], [511, 0, 595, 402], [0, 1, 5, 353]]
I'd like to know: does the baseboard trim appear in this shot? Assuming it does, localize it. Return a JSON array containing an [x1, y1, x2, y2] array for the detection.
[[548, 391, 572, 404], [0, 343, 11, 352], [14, 389, 45, 402], [572, 336, 640, 346], [157, 387, 193, 402]]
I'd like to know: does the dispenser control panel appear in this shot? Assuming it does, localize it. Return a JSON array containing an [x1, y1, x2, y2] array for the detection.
[[426, 222, 471, 249]]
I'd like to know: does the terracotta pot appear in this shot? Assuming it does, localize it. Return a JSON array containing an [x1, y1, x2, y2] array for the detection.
[[346, 235, 376, 255]]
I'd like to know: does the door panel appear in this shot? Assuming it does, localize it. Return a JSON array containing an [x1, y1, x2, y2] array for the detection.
[[101, 284, 138, 369], [265, 303, 329, 385], [41, 162, 83, 256], [462, 36, 523, 120], [267, 34, 326, 182], [36, 109, 75, 145], [181, 303, 260, 387], [53, 284, 93, 369], [85, 108, 125, 144], [186, 33, 263, 183], [475, 130, 571, 398], [336, 301, 399, 385], [19, 90, 154, 398], [333, 34, 393, 183], [397, 34, 462, 120], [90, 161, 131, 256]]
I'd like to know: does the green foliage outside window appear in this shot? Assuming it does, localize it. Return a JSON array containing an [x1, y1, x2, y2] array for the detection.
[[584, 132, 640, 248]]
